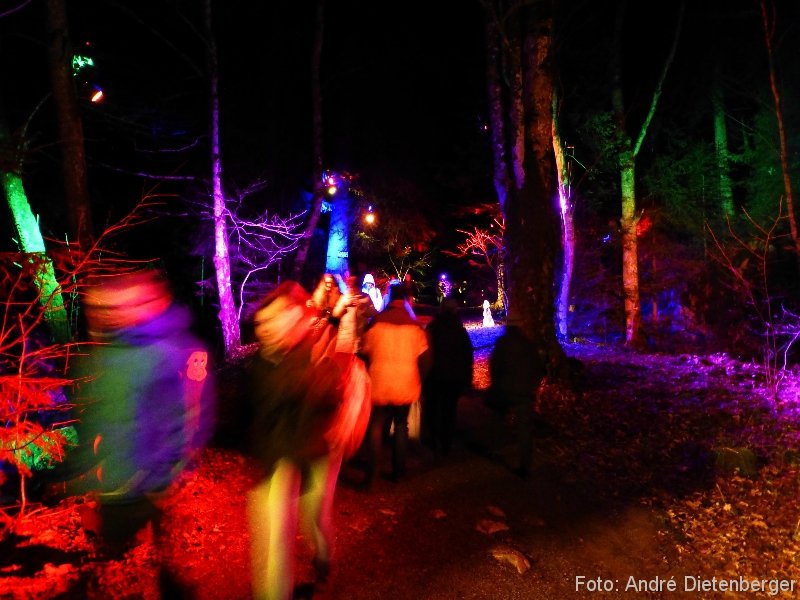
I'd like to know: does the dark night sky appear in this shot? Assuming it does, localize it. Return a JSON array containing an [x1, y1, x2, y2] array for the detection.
[[1, 0, 798, 268]]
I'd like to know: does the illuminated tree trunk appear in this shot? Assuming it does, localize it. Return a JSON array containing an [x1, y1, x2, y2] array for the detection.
[[205, 0, 239, 358], [291, 0, 326, 282], [485, 5, 508, 312], [503, 1, 562, 365], [44, 0, 93, 248], [712, 82, 735, 218], [553, 91, 574, 342], [611, 0, 682, 347], [0, 106, 70, 342], [759, 0, 799, 269]]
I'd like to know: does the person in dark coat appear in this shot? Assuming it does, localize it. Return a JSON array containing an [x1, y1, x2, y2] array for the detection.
[[487, 317, 547, 478], [246, 281, 347, 600], [423, 299, 474, 457]]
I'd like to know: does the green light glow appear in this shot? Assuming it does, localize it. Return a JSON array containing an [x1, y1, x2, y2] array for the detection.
[[71, 54, 94, 76], [9, 426, 78, 471]]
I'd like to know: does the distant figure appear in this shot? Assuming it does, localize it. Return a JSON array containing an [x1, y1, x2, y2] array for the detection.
[[436, 274, 452, 305], [361, 273, 383, 312], [246, 281, 349, 600], [309, 273, 342, 322], [423, 299, 474, 457], [482, 299, 495, 328], [64, 269, 216, 593], [382, 277, 416, 319], [360, 281, 429, 484], [487, 317, 546, 478]]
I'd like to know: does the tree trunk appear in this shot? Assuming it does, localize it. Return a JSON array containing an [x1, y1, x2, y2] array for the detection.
[[759, 0, 799, 271], [553, 90, 574, 342], [291, 0, 326, 282], [611, 0, 682, 347], [44, 0, 93, 249], [205, 0, 240, 358], [485, 5, 509, 212], [505, 1, 562, 366], [0, 100, 70, 342], [712, 81, 735, 219]]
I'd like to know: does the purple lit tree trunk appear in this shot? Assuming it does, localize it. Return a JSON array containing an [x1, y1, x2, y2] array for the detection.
[[552, 90, 574, 342], [610, 0, 683, 347], [205, 0, 239, 358], [291, 0, 326, 282], [44, 0, 93, 249]]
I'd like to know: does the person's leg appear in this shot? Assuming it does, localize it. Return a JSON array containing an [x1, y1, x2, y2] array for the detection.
[[247, 459, 301, 600], [364, 406, 388, 485], [440, 389, 460, 456], [299, 451, 343, 579], [391, 404, 411, 479], [514, 398, 533, 477]]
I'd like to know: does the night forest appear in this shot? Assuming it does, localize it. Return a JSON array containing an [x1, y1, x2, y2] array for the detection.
[[2, 0, 800, 598]]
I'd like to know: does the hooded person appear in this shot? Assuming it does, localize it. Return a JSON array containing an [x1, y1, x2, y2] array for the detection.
[[361, 273, 383, 311], [61, 268, 216, 593]]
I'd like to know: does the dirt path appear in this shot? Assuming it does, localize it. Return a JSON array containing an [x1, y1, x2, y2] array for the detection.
[[6, 338, 795, 599]]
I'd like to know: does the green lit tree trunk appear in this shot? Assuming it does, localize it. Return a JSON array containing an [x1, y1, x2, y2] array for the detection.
[[3, 174, 70, 343], [44, 0, 93, 249], [0, 108, 70, 343], [291, 0, 326, 282], [712, 82, 735, 219], [205, 0, 240, 358], [759, 0, 799, 270], [611, 0, 683, 347]]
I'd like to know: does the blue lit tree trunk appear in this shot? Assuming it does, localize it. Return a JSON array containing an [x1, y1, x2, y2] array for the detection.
[[325, 193, 352, 278]]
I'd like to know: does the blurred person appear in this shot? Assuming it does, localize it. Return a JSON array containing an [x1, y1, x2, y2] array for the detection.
[[309, 273, 341, 322], [487, 315, 547, 478], [332, 275, 378, 355], [381, 277, 416, 318], [246, 281, 350, 600], [63, 268, 216, 594], [359, 281, 429, 484], [423, 299, 474, 457], [361, 273, 383, 312]]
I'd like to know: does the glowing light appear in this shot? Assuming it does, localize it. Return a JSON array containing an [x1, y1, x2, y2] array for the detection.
[[364, 212, 375, 224], [327, 185, 337, 195], [71, 54, 94, 75], [90, 86, 104, 103]]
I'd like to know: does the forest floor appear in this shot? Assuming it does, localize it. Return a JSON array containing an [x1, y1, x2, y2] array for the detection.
[[3, 317, 800, 599]]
